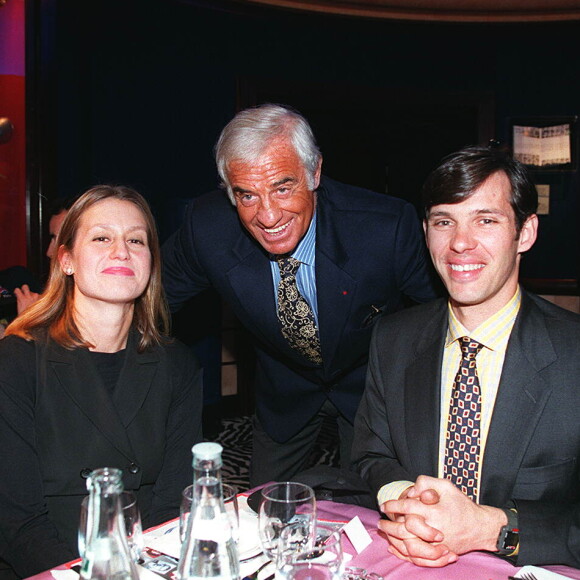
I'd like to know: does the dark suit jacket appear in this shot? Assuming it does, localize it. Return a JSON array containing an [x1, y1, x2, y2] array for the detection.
[[0, 331, 202, 578], [162, 176, 438, 442], [352, 291, 580, 567]]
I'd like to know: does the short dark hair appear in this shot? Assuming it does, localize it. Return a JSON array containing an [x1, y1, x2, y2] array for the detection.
[[422, 145, 538, 234], [48, 195, 79, 218]]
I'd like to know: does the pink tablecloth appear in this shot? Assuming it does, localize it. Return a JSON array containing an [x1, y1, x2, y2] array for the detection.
[[26, 498, 580, 580], [316, 500, 580, 580]]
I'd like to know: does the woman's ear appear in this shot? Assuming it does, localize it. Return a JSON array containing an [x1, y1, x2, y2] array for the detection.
[[58, 246, 74, 276]]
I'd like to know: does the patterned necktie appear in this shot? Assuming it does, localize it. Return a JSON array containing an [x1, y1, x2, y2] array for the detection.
[[276, 257, 322, 365], [443, 336, 484, 501]]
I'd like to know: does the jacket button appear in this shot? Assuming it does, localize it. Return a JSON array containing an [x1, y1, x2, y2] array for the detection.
[[80, 468, 92, 479], [128, 463, 140, 474]]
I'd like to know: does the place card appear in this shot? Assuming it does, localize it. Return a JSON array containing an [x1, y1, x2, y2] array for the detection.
[[342, 516, 372, 554]]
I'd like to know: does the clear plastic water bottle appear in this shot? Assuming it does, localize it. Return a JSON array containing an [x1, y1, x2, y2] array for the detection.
[[178, 442, 240, 580], [79, 467, 139, 580]]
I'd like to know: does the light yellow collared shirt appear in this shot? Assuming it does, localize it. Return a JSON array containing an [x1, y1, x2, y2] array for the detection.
[[377, 289, 522, 506]]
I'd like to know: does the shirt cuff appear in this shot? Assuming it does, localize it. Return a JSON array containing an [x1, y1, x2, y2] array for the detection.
[[377, 480, 414, 507]]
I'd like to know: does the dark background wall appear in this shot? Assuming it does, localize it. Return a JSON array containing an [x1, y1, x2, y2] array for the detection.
[[46, 0, 580, 281]]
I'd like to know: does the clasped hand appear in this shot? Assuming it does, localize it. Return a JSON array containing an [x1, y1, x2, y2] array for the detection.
[[378, 475, 505, 567]]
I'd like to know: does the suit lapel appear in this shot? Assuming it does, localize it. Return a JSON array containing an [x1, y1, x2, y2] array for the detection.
[[46, 336, 148, 461], [315, 248, 357, 371], [315, 193, 357, 371], [112, 331, 159, 428], [226, 212, 353, 369], [226, 232, 288, 353], [480, 293, 557, 505], [403, 302, 448, 477]]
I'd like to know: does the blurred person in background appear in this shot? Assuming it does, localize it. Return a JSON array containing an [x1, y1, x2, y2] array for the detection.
[[13, 196, 78, 314]]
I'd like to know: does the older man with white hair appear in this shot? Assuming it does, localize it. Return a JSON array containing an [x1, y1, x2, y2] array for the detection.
[[162, 104, 438, 485]]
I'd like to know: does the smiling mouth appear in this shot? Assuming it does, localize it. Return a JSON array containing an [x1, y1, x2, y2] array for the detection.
[[102, 267, 134, 276], [264, 220, 291, 235], [450, 264, 484, 272]]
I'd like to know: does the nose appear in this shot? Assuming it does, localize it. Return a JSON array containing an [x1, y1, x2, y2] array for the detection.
[[110, 238, 130, 260], [255, 196, 282, 227], [46, 240, 56, 260], [449, 224, 477, 253]]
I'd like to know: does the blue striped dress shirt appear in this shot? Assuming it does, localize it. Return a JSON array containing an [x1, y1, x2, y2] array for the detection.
[[270, 212, 318, 324]]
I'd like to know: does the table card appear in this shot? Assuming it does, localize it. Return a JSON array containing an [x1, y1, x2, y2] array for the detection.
[[342, 516, 372, 554]]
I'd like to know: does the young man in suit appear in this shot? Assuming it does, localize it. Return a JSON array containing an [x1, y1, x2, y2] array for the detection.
[[352, 144, 580, 567], [162, 104, 438, 486]]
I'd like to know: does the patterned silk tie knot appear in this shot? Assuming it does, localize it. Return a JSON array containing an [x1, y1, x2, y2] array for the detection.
[[444, 336, 484, 501], [276, 257, 322, 365]]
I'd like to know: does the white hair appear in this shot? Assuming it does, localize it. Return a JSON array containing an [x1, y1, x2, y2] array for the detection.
[[214, 104, 322, 204]]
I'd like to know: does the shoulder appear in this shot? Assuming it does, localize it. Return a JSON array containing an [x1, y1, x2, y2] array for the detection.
[[523, 291, 580, 337], [0, 334, 37, 361], [0, 335, 38, 394], [373, 298, 447, 341], [187, 188, 238, 223], [318, 176, 415, 216], [148, 337, 201, 376]]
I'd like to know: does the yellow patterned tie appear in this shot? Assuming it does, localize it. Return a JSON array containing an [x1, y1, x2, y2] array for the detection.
[[443, 336, 484, 501], [276, 257, 322, 365]]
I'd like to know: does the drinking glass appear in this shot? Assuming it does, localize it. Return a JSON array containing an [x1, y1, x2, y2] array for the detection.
[[274, 520, 316, 570], [78, 490, 143, 562], [179, 482, 239, 543], [120, 490, 144, 562], [343, 569, 383, 580], [276, 524, 343, 580], [258, 482, 316, 560]]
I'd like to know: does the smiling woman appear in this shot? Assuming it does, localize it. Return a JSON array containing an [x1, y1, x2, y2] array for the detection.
[[0, 186, 203, 578], [58, 197, 152, 329], [8, 186, 167, 352]]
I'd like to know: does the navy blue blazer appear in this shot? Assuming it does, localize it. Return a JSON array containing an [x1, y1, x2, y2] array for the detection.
[[162, 176, 438, 442], [352, 291, 580, 567]]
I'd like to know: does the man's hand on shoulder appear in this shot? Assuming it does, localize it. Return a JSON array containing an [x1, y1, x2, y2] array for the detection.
[[380, 475, 508, 566]]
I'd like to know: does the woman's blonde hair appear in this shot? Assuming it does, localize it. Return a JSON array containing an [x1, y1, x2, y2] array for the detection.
[[6, 185, 170, 351]]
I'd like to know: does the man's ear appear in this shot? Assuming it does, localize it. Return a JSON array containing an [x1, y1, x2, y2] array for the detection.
[[517, 214, 538, 254], [312, 157, 323, 190]]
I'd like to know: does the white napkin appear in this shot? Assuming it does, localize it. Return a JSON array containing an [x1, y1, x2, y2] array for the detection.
[[516, 565, 575, 579], [147, 524, 181, 559], [50, 571, 79, 580]]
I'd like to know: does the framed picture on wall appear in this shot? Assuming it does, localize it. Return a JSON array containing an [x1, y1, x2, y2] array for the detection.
[[509, 116, 578, 171]]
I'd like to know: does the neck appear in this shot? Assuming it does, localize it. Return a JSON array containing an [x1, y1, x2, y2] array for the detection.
[[450, 287, 520, 333], [74, 300, 135, 353], [450, 304, 492, 333]]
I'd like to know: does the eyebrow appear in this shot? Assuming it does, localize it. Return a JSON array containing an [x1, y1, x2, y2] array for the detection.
[[272, 176, 296, 188], [428, 208, 508, 219], [88, 224, 147, 232], [232, 186, 251, 195], [232, 176, 297, 195]]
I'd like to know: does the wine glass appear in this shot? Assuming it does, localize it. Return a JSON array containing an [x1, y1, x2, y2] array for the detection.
[[277, 524, 343, 580], [180, 482, 239, 543], [258, 482, 316, 560], [120, 490, 144, 562], [78, 490, 143, 562]]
